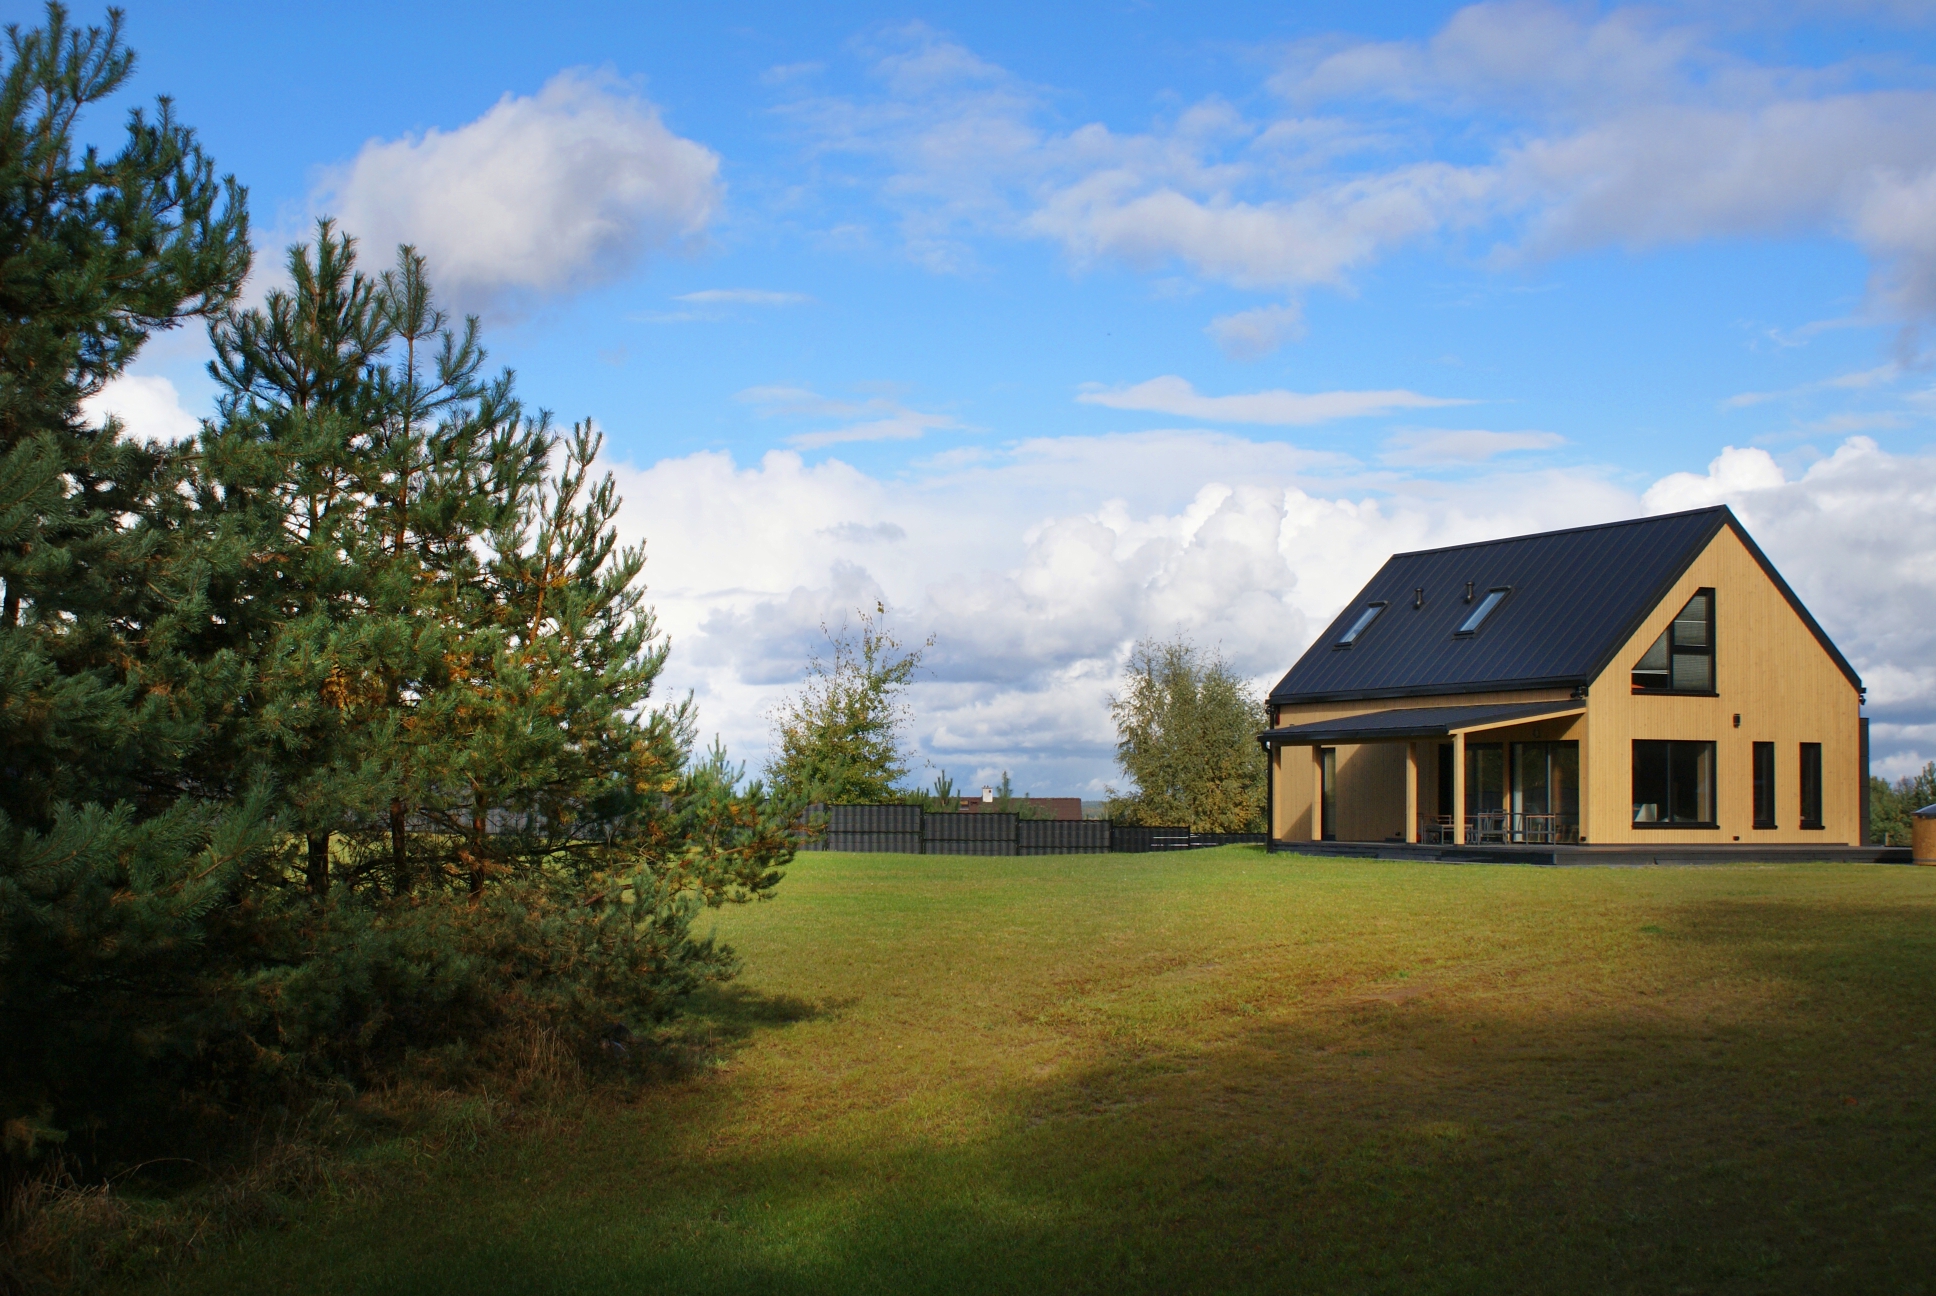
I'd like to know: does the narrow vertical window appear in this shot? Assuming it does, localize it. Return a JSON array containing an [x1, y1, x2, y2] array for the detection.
[[1799, 742, 1823, 829], [1632, 589, 1715, 693], [1752, 742, 1775, 829], [1320, 748, 1338, 841]]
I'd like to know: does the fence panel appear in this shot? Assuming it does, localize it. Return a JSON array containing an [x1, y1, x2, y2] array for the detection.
[[922, 812, 1016, 855], [1108, 824, 1191, 853], [1016, 819, 1110, 855], [824, 830, 924, 854], [828, 804, 923, 835]]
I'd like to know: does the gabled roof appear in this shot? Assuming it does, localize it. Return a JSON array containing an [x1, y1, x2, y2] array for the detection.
[[1268, 506, 1860, 706]]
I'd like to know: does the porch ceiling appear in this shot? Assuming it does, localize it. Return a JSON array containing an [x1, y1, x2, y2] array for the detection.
[[1258, 699, 1584, 747]]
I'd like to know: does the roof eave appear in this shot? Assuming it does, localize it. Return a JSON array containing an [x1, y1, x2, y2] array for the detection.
[[1268, 675, 1590, 708]]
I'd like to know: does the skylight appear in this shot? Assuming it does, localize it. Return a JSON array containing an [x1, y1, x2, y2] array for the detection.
[[1335, 601, 1387, 647], [1455, 587, 1508, 635]]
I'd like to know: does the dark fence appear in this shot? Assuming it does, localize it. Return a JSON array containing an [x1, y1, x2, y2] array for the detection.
[[924, 812, 1017, 856], [795, 805, 1264, 855], [1016, 819, 1110, 855], [1108, 824, 1191, 853]]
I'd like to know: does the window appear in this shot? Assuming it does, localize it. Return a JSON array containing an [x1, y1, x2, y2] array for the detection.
[[1799, 742, 1823, 829], [1632, 740, 1716, 826], [1511, 741, 1581, 843], [1464, 742, 1505, 815], [1752, 742, 1775, 829], [1320, 747, 1338, 840], [1632, 589, 1714, 693], [1335, 602, 1387, 647], [1455, 587, 1509, 636]]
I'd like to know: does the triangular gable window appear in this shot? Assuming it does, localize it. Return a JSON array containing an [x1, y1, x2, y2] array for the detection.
[[1632, 589, 1714, 693]]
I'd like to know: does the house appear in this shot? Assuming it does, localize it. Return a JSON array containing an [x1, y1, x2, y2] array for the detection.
[[958, 796, 1084, 821], [1258, 506, 1888, 861]]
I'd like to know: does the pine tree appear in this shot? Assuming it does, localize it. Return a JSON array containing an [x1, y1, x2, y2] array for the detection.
[[200, 224, 545, 898], [0, 2, 256, 1194]]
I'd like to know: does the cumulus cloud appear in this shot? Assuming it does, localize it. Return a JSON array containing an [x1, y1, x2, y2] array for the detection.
[[601, 427, 1933, 793], [1206, 302, 1306, 358], [83, 375, 200, 443], [1644, 437, 1936, 765], [1077, 375, 1470, 425], [318, 69, 721, 310], [606, 430, 1635, 792]]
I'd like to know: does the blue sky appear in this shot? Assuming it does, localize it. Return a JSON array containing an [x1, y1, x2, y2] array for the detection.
[[55, 0, 1936, 792]]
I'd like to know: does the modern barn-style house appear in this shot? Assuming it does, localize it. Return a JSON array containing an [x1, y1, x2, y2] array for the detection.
[[1259, 507, 1891, 862]]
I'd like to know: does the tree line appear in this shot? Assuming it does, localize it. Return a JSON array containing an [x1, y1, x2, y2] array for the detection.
[[0, 5, 791, 1207], [762, 612, 1270, 832]]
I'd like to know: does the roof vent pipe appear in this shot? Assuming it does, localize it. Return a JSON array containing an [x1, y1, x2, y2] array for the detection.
[[1464, 581, 1475, 603], [1413, 587, 1424, 609]]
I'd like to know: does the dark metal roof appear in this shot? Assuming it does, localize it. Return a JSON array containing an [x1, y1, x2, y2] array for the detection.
[[1268, 506, 1861, 706], [1259, 700, 1584, 746]]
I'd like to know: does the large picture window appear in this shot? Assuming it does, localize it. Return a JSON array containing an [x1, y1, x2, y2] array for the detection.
[[1632, 740, 1716, 827], [1632, 590, 1715, 693], [1799, 742, 1823, 830]]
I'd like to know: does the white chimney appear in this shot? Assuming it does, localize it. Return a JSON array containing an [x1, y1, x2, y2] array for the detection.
[[981, 786, 994, 803]]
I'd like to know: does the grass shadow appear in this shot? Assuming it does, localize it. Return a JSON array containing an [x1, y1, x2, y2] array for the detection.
[[136, 869, 1936, 1296]]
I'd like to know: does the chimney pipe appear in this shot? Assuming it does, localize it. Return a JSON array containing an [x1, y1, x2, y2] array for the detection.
[[1413, 587, 1424, 609], [1464, 581, 1475, 603]]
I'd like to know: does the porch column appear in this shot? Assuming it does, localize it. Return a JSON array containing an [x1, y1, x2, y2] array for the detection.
[[1405, 741, 1419, 843], [1452, 731, 1467, 845], [1576, 715, 1590, 845], [1311, 745, 1325, 842]]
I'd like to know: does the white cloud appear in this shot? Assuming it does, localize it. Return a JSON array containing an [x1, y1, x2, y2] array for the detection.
[[606, 430, 1632, 792], [1207, 302, 1306, 358], [82, 375, 200, 443], [318, 69, 721, 310], [1643, 437, 1936, 724], [675, 289, 810, 305], [1381, 427, 1563, 465], [737, 384, 966, 448], [785, 8, 1936, 323], [1077, 374, 1471, 425], [603, 427, 1933, 794]]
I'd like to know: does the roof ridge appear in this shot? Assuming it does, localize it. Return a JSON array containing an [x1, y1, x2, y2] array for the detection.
[[1387, 505, 1731, 561]]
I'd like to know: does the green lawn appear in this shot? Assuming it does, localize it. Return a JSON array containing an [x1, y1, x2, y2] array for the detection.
[[146, 849, 1936, 1295]]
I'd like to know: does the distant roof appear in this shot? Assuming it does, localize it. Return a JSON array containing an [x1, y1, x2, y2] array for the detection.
[[1259, 700, 1584, 746], [1268, 506, 1860, 706]]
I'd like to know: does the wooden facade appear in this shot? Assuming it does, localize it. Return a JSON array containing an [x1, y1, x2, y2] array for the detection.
[[1263, 513, 1866, 851]]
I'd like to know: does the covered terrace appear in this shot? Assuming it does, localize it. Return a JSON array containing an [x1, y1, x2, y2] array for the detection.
[[1259, 700, 1586, 847]]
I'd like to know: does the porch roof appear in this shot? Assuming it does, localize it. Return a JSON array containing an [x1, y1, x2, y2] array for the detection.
[[1258, 699, 1584, 747]]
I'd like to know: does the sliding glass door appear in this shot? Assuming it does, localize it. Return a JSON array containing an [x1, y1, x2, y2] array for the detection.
[[1511, 742, 1580, 843]]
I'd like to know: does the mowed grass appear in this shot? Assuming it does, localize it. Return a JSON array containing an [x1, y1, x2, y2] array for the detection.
[[147, 849, 1936, 1295]]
